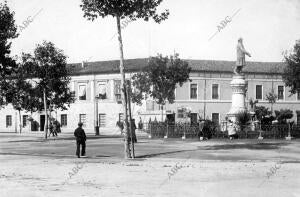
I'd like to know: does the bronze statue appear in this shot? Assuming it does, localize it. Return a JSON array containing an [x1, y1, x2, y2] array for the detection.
[[235, 38, 251, 74]]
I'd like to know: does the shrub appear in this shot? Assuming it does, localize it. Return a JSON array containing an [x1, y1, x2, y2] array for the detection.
[[236, 111, 251, 132], [275, 109, 293, 124]]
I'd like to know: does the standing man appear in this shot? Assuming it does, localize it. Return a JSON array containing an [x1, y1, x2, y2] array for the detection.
[[74, 122, 86, 158]]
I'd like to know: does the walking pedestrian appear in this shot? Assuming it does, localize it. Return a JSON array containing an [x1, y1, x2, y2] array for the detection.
[[74, 122, 87, 158], [53, 120, 60, 135], [48, 122, 56, 137]]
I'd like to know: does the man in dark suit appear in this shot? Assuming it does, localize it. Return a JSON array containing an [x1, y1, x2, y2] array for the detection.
[[74, 122, 86, 158]]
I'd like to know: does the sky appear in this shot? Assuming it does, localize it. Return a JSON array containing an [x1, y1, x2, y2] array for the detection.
[[4, 0, 300, 64]]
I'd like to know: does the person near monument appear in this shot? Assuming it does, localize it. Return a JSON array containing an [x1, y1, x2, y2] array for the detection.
[[235, 37, 251, 74], [228, 120, 238, 140], [74, 122, 87, 158]]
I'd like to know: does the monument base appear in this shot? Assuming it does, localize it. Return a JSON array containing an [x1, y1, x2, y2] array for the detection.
[[227, 74, 247, 121]]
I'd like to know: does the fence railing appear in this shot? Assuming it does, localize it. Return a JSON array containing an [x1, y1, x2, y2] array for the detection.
[[140, 122, 300, 139]]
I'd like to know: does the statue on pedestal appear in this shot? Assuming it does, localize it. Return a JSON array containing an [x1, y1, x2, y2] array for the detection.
[[234, 38, 251, 74]]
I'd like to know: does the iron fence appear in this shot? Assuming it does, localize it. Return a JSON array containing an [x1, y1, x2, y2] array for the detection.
[[141, 122, 300, 139]]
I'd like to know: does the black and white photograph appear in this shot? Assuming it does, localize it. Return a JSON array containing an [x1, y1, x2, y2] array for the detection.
[[0, 0, 300, 196]]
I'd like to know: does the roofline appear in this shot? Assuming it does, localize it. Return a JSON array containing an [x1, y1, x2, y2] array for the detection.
[[67, 58, 286, 76]]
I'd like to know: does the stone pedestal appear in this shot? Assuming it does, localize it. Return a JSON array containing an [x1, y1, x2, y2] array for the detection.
[[227, 74, 247, 121]]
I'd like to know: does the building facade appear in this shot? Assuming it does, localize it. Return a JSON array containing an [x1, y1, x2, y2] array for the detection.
[[1, 59, 300, 134]]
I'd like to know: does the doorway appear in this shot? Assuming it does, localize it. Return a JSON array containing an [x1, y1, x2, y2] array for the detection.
[[190, 113, 198, 125], [40, 115, 45, 131]]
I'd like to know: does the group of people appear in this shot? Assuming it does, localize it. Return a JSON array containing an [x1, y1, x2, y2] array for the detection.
[[48, 120, 61, 137]]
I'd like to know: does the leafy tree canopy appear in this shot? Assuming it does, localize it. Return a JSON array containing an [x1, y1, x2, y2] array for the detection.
[[131, 54, 191, 105], [0, 1, 18, 75], [235, 111, 251, 131], [255, 105, 272, 121], [22, 41, 75, 112], [0, 1, 18, 106], [266, 91, 277, 104], [80, 0, 169, 22], [283, 40, 300, 94], [5, 64, 34, 112], [274, 109, 293, 124]]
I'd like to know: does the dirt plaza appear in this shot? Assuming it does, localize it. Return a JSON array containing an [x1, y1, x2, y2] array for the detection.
[[0, 133, 300, 197]]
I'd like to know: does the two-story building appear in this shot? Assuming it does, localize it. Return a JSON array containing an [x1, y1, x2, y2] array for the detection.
[[1, 58, 299, 134]]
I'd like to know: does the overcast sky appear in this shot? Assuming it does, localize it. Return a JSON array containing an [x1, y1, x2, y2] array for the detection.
[[5, 0, 300, 64]]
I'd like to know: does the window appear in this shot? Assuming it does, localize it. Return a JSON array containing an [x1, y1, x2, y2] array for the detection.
[[212, 113, 219, 125], [212, 84, 219, 99], [61, 114, 67, 127], [190, 113, 198, 125], [97, 81, 107, 99], [278, 86, 284, 100], [78, 84, 87, 100], [256, 85, 263, 100], [190, 84, 197, 99], [6, 115, 12, 127], [297, 91, 300, 100], [99, 114, 106, 127], [79, 114, 87, 127], [114, 80, 122, 102], [297, 111, 300, 125], [23, 115, 28, 127], [146, 100, 154, 111], [177, 108, 184, 118]]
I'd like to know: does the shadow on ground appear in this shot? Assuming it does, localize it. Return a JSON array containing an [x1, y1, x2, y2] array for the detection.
[[200, 142, 289, 150], [136, 149, 196, 158]]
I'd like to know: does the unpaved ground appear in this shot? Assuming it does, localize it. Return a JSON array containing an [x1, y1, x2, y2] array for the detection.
[[1, 155, 300, 197], [0, 133, 300, 197]]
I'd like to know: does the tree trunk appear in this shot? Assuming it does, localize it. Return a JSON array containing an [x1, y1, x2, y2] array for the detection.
[[161, 104, 164, 122], [18, 110, 22, 133], [116, 16, 131, 159], [43, 89, 48, 139], [126, 82, 135, 158]]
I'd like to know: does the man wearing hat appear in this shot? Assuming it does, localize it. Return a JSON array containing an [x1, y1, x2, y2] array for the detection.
[[74, 122, 87, 158]]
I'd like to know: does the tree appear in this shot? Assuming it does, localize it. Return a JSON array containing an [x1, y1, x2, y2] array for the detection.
[[80, 0, 169, 159], [274, 109, 293, 124], [0, 1, 18, 107], [265, 90, 277, 115], [235, 111, 251, 133], [131, 54, 191, 119], [255, 105, 272, 122], [22, 41, 75, 138], [5, 64, 34, 133], [283, 40, 300, 95]]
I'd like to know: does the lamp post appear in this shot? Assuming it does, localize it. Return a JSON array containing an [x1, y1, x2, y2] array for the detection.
[[95, 96, 100, 136]]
